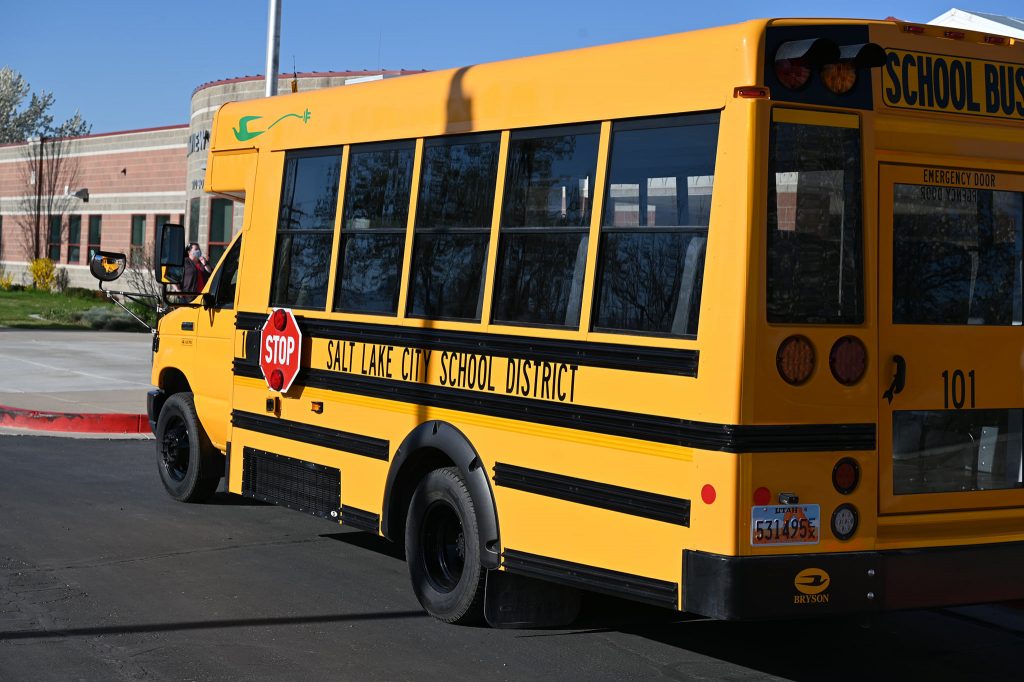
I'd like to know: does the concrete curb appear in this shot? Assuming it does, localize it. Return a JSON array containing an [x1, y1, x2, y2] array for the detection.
[[0, 404, 150, 434]]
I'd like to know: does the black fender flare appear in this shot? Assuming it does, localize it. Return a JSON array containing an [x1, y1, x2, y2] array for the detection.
[[381, 420, 501, 569]]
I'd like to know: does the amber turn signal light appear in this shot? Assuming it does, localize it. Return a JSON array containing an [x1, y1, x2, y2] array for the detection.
[[777, 335, 815, 385]]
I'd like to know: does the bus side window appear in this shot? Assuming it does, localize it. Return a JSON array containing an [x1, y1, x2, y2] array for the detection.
[[334, 140, 416, 315], [492, 124, 600, 328], [407, 133, 500, 322], [592, 113, 720, 337], [269, 148, 342, 310]]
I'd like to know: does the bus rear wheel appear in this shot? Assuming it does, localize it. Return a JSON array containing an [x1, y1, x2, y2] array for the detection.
[[405, 467, 485, 624], [155, 393, 221, 503]]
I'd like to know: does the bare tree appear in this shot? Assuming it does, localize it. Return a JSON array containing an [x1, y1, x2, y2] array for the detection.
[[14, 113, 91, 261], [1, 67, 91, 262]]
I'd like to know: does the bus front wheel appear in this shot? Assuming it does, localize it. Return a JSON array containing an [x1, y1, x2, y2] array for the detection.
[[405, 467, 485, 624], [155, 392, 221, 503]]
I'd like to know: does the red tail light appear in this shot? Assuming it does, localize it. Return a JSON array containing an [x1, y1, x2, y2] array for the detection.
[[832, 458, 860, 494], [829, 336, 867, 386]]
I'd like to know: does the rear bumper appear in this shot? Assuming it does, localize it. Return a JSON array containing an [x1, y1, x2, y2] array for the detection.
[[683, 541, 1024, 620]]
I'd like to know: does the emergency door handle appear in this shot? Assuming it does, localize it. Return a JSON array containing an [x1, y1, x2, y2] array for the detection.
[[883, 354, 906, 405]]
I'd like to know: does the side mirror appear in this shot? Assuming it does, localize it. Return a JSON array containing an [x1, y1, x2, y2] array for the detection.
[[89, 251, 127, 282], [156, 223, 185, 284]]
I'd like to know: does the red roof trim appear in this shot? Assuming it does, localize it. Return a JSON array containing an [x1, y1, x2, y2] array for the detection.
[[192, 69, 429, 95]]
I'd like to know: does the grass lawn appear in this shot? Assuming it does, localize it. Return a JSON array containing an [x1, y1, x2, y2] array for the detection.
[[0, 288, 113, 329]]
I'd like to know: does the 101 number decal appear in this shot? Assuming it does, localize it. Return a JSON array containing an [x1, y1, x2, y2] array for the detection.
[[941, 369, 976, 409]]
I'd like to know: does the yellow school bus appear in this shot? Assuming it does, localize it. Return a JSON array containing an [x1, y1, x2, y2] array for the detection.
[[105, 17, 1024, 624]]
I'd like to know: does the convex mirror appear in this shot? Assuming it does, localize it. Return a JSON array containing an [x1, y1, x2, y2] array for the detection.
[[89, 251, 127, 282]]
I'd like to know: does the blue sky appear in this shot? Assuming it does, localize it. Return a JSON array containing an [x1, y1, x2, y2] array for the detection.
[[1, 1, 1021, 134]]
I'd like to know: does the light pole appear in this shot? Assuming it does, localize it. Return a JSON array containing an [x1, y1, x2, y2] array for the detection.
[[265, 0, 282, 97]]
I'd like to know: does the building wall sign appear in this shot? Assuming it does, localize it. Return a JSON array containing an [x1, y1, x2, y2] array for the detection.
[[188, 130, 210, 157]]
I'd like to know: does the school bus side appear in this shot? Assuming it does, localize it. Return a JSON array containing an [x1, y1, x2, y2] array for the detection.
[[146, 17, 1024, 623]]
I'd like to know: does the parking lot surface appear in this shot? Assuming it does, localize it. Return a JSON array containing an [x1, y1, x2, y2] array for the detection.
[[1, 435, 1023, 681]]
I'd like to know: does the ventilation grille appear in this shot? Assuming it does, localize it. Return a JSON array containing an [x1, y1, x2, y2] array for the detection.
[[242, 447, 341, 519]]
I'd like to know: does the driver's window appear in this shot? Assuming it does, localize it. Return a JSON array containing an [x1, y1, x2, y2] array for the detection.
[[209, 239, 242, 309]]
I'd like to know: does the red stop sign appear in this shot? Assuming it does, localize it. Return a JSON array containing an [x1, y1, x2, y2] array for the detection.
[[260, 308, 303, 393]]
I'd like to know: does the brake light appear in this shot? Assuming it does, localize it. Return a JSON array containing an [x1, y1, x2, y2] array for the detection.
[[832, 458, 860, 494], [753, 487, 772, 506], [829, 336, 867, 386]]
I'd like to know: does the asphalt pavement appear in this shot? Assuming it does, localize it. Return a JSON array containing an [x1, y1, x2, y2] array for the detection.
[[2, 436, 1024, 681]]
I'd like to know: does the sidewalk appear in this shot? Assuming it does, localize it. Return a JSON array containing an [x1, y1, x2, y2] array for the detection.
[[0, 329, 154, 434]]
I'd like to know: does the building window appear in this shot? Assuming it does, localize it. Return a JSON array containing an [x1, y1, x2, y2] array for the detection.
[[67, 215, 81, 264], [47, 215, 62, 261], [593, 113, 720, 337], [269, 148, 342, 310], [154, 214, 171, 261], [407, 133, 500, 321], [208, 199, 232, 265], [334, 139, 415, 315], [87, 216, 102, 260], [188, 197, 200, 243], [131, 214, 146, 266], [492, 124, 600, 328]]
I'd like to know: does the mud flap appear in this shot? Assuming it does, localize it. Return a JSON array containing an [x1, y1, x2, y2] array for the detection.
[[483, 570, 581, 628]]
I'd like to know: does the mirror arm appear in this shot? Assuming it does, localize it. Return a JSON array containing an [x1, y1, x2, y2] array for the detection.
[[96, 282, 156, 333]]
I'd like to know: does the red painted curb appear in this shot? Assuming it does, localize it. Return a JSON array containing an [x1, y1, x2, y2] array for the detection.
[[0, 404, 150, 434]]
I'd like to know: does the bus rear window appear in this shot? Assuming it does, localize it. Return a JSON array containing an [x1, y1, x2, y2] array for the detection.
[[767, 113, 863, 324]]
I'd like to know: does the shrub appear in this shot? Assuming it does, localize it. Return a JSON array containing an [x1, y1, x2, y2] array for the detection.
[[65, 286, 105, 300], [0, 272, 13, 290], [80, 305, 149, 332], [28, 258, 57, 291], [54, 267, 69, 292], [126, 300, 158, 329]]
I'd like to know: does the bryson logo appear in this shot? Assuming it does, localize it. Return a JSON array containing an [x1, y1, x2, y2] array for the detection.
[[793, 567, 831, 604]]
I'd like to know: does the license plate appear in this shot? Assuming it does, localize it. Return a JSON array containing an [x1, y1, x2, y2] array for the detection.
[[751, 504, 820, 546]]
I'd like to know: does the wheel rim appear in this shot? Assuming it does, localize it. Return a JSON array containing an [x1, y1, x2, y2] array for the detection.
[[160, 417, 190, 482], [420, 500, 465, 593]]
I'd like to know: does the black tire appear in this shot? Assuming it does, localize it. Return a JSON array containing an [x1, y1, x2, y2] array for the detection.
[[155, 392, 222, 503], [405, 467, 485, 624]]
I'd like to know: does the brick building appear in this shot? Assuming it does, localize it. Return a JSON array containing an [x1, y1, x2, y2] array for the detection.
[[0, 69, 423, 289], [0, 126, 187, 288], [187, 71, 422, 263]]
